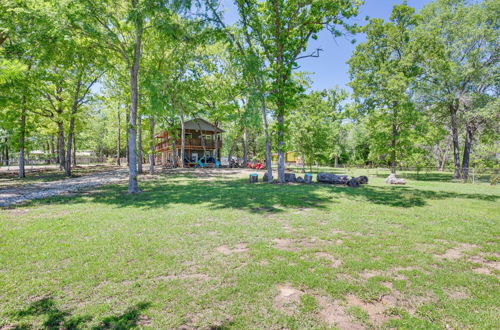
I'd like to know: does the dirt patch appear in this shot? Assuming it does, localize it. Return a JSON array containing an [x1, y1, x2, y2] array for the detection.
[[446, 289, 468, 300], [315, 252, 342, 268], [472, 267, 493, 275], [336, 273, 357, 283], [468, 254, 500, 271], [137, 315, 152, 326], [282, 223, 294, 233], [273, 237, 340, 252], [435, 243, 478, 260], [4, 208, 29, 216], [358, 266, 427, 281], [346, 282, 435, 323], [331, 229, 348, 235], [152, 273, 211, 281], [359, 270, 385, 279], [315, 295, 365, 330], [346, 294, 398, 326], [216, 243, 248, 255], [273, 284, 304, 316]]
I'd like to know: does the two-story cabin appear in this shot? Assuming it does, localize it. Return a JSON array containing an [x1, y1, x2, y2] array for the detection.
[[155, 118, 223, 167]]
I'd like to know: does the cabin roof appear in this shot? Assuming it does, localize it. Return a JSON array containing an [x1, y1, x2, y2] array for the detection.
[[184, 118, 224, 133]]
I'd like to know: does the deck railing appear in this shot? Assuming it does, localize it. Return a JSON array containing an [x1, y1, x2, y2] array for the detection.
[[155, 138, 221, 151]]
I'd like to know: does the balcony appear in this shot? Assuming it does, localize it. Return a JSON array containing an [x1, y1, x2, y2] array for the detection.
[[155, 138, 221, 152]]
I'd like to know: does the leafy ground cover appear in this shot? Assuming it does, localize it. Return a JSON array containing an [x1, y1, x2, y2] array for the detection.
[[0, 168, 498, 329]]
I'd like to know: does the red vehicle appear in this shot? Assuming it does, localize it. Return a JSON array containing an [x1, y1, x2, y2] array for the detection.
[[247, 162, 265, 169]]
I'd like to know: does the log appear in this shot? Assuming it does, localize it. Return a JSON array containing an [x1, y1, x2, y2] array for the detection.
[[358, 176, 368, 184], [284, 172, 296, 183], [347, 177, 360, 187], [317, 173, 349, 184], [249, 173, 258, 183]]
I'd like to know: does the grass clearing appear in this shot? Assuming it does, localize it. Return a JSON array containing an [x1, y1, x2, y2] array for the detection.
[[0, 168, 498, 329]]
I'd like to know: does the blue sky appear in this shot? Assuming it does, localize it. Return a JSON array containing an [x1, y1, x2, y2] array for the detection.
[[220, 0, 434, 91]]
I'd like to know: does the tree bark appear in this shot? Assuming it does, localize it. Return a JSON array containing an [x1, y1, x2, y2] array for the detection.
[[50, 135, 55, 164], [228, 139, 236, 167], [277, 110, 286, 183], [137, 113, 143, 174], [65, 81, 82, 177], [149, 116, 155, 174], [172, 139, 178, 168], [301, 152, 305, 173], [126, 111, 130, 165], [450, 103, 461, 179], [127, 3, 142, 194], [117, 107, 121, 166], [391, 105, 398, 175], [65, 116, 75, 176], [461, 123, 474, 180], [259, 96, 273, 182], [57, 121, 65, 172], [242, 127, 248, 167], [180, 110, 185, 169], [72, 134, 76, 167], [440, 140, 450, 171], [18, 101, 27, 178], [4, 137, 9, 166]]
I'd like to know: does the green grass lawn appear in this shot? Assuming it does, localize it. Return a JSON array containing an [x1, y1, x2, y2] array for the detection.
[[1, 169, 499, 329]]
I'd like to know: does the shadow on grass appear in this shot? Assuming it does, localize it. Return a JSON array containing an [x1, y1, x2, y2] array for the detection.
[[11, 297, 150, 329], [23, 172, 498, 211]]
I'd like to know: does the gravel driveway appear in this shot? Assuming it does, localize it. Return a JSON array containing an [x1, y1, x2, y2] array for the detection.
[[0, 168, 128, 207]]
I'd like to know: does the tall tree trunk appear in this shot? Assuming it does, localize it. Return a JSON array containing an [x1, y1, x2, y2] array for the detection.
[[391, 124, 397, 174], [301, 152, 305, 173], [461, 123, 474, 180], [450, 104, 461, 179], [57, 120, 65, 172], [73, 134, 77, 167], [18, 101, 27, 178], [440, 140, 450, 171], [126, 111, 130, 165], [180, 110, 185, 169], [273, 0, 285, 184], [137, 114, 143, 174], [4, 137, 9, 166], [228, 139, 236, 167], [65, 116, 76, 176], [149, 116, 155, 174], [391, 106, 398, 175], [259, 96, 273, 183], [50, 135, 55, 164], [127, 5, 142, 194], [117, 108, 121, 166], [172, 140, 178, 168], [242, 127, 248, 167], [277, 110, 285, 183], [65, 81, 82, 176]]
